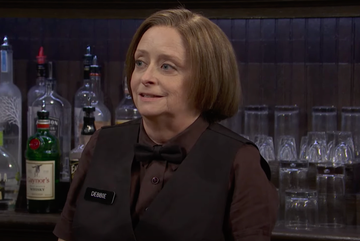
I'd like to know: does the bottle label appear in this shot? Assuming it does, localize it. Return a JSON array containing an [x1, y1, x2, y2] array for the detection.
[[115, 120, 130, 125], [1, 50, 8, 73], [34, 117, 60, 137], [70, 158, 79, 182], [26, 160, 55, 200]]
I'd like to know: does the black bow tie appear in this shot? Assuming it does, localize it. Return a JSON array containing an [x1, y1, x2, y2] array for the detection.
[[134, 143, 186, 164]]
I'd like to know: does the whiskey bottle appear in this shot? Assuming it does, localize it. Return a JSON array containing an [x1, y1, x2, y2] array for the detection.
[[26, 102, 60, 213], [69, 102, 96, 182], [0, 123, 21, 210]]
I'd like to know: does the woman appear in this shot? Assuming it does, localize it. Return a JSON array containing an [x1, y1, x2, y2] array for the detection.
[[54, 8, 278, 241]]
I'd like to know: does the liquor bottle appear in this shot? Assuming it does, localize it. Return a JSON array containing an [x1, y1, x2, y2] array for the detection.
[[0, 123, 21, 210], [27, 46, 47, 139], [115, 76, 141, 124], [74, 46, 93, 147], [0, 36, 22, 174], [69, 100, 96, 182], [29, 61, 72, 182], [74, 54, 110, 146], [26, 102, 60, 213]]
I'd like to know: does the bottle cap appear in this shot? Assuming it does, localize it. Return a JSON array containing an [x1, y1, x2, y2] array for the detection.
[[1, 36, 11, 50], [83, 45, 93, 66], [36, 46, 46, 64]]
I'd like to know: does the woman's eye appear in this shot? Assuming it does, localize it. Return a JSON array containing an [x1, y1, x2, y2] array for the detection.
[[135, 60, 144, 67], [161, 64, 174, 71]]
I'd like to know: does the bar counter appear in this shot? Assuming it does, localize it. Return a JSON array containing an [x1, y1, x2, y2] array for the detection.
[[1, 210, 360, 241]]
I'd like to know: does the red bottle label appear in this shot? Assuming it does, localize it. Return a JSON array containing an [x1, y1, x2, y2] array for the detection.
[[29, 138, 40, 150]]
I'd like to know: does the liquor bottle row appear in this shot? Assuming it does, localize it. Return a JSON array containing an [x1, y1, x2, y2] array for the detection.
[[0, 36, 140, 212]]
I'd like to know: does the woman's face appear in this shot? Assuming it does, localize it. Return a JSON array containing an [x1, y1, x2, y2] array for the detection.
[[130, 26, 199, 122]]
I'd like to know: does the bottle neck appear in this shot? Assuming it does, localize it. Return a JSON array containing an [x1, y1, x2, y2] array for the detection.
[[90, 74, 103, 101], [36, 119, 50, 133], [45, 79, 55, 95], [0, 49, 13, 83], [36, 63, 46, 86], [90, 74, 102, 92], [83, 65, 90, 80]]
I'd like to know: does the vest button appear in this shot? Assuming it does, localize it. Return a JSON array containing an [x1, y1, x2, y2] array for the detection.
[[151, 176, 160, 185]]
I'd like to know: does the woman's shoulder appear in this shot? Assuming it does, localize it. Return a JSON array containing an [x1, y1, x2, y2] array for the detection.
[[208, 122, 251, 144], [101, 118, 142, 131]]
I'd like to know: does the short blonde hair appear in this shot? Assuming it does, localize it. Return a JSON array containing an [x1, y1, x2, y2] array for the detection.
[[125, 8, 241, 123]]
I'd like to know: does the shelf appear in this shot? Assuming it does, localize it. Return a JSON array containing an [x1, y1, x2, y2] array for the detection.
[[0, 0, 359, 18], [1, 210, 360, 241]]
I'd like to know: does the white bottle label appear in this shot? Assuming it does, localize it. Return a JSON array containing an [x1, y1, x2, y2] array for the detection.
[[26, 160, 55, 200]]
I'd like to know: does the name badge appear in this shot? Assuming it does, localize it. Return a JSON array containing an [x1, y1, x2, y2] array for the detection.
[[84, 187, 116, 205]]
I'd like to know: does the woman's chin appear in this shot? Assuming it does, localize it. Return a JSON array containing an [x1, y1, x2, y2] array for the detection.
[[139, 111, 163, 119]]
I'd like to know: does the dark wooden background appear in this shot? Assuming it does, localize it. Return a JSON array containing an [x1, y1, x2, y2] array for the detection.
[[1, 17, 359, 142], [1, 1, 360, 241]]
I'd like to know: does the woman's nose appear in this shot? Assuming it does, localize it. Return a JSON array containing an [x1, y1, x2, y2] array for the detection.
[[140, 64, 157, 86]]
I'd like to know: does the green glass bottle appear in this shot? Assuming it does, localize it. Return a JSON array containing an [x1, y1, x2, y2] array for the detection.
[[25, 101, 60, 213]]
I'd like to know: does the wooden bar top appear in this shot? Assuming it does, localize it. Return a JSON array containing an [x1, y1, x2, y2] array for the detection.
[[1, 210, 360, 241]]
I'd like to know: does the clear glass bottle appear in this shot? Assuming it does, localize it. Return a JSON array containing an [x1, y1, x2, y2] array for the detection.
[[75, 54, 111, 144], [25, 102, 60, 213], [27, 46, 47, 139], [0, 36, 22, 174], [29, 62, 72, 182], [74, 46, 93, 147], [69, 102, 96, 182], [0, 123, 21, 210], [115, 76, 141, 124]]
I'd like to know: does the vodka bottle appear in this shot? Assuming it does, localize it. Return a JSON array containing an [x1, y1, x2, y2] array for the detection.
[[73, 46, 93, 147], [74, 54, 110, 145], [0, 123, 21, 210], [30, 62, 72, 182], [0, 36, 22, 174], [27, 46, 47, 138], [115, 76, 140, 124]]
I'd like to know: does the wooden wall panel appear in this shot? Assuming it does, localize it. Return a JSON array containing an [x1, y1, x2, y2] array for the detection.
[[0, 16, 359, 159], [292, 19, 306, 63], [353, 64, 360, 106], [276, 19, 291, 63]]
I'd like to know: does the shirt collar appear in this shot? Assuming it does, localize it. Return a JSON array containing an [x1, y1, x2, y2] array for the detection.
[[138, 116, 209, 155]]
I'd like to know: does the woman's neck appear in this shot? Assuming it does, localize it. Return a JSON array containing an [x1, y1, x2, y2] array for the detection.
[[142, 114, 200, 144]]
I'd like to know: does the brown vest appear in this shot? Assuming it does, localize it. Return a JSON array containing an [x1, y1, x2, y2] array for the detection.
[[72, 119, 269, 241]]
